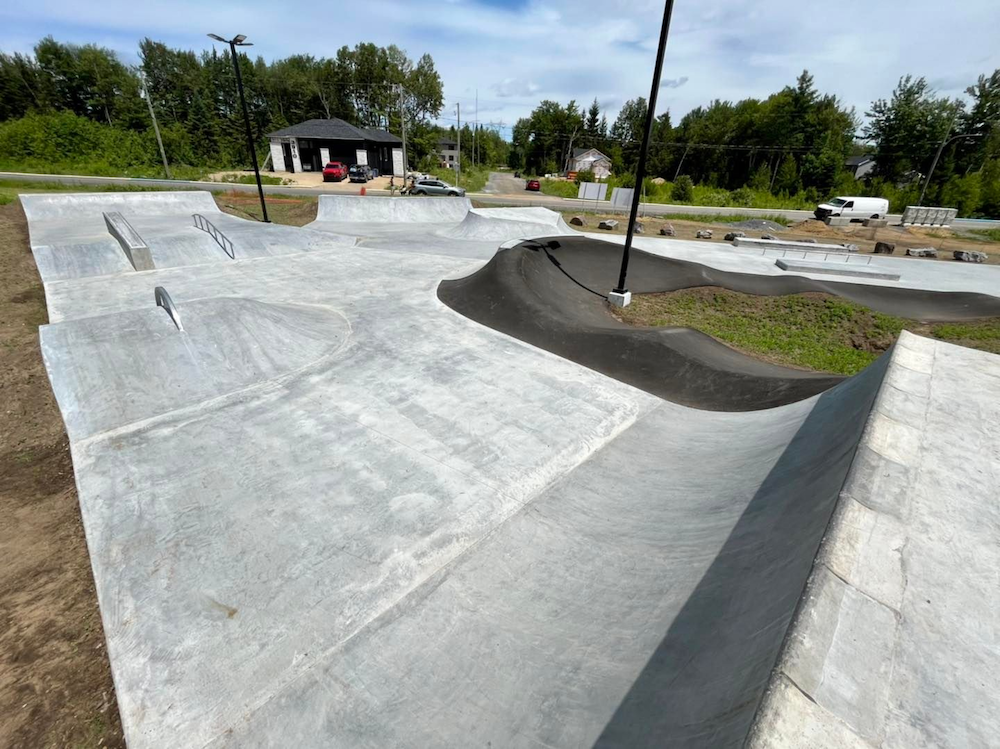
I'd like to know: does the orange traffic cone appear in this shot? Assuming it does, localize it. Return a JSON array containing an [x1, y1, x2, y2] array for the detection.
[[360, 186, 366, 196]]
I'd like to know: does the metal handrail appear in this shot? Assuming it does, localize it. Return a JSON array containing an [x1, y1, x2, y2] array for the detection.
[[154, 286, 183, 331], [193, 213, 235, 259]]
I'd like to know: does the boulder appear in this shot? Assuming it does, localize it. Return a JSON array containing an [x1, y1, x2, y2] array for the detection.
[[659, 224, 676, 237], [761, 234, 778, 241], [569, 215, 586, 227], [696, 229, 713, 239], [651, 177, 667, 185], [598, 219, 619, 230], [634, 222, 645, 234], [954, 250, 987, 263], [724, 231, 746, 241], [906, 247, 938, 257], [841, 243, 860, 253], [874, 241, 896, 255]]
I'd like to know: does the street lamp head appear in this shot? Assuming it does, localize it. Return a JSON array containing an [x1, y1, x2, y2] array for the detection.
[[207, 33, 227, 42], [232, 34, 248, 44]]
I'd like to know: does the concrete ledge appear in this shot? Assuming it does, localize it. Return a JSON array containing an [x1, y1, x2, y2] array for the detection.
[[735, 236, 857, 253], [103, 211, 154, 271], [748, 333, 1000, 749], [775, 258, 900, 281]]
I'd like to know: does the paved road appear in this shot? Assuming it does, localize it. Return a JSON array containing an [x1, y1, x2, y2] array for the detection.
[[482, 171, 525, 194], [4, 170, 999, 229]]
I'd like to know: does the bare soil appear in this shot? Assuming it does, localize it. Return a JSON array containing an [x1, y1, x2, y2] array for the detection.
[[0, 201, 124, 748]]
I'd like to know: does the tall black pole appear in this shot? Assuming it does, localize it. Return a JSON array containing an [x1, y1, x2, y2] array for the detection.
[[228, 41, 269, 223], [613, 0, 675, 297]]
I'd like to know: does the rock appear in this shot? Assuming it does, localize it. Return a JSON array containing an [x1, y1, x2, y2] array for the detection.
[[906, 247, 938, 257], [569, 216, 586, 227], [724, 231, 746, 241], [761, 234, 778, 241], [651, 177, 666, 185], [841, 243, 860, 253], [954, 250, 987, 263], [634, 222, 645, 234], [598, 219, 618, 230], [659, 224, 676, 237], [696, 229, 713, 239], [799, 238, 817, 244], [874, 241, 896, 255]]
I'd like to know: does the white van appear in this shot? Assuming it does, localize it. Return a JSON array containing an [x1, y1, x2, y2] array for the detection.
[[814, 196, 889, 221]]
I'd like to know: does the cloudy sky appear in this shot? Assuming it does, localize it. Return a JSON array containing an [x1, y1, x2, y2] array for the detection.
[[2, 0, 999, 136]]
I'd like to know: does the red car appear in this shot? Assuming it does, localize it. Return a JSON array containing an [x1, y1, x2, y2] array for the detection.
[[526, 179, 541, 191], [322, 161, 348, 182]]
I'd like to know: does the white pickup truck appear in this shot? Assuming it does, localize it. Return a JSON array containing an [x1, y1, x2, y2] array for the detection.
[[814, 196, 889, 221]]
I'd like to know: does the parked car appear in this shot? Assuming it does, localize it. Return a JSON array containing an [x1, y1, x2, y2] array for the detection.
[[526, 179, 541, 192], [814, 196, 889, 221], [322, 161, 348, 182], [348, 164, 369, 183], [410, 179, 465, 197]]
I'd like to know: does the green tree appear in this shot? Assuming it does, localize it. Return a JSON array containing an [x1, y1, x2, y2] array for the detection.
[[774, 153, 800, 194], [673, 174, 694, 201]]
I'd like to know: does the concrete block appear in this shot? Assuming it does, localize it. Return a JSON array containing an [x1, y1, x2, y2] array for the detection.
[[607, 289, 631, 307], [598, 219, 618, 230], [103, 211, 154, 271], [954, 250, 987, 263], [864, 218, 889, 228], [825, 216, 851, 227], [775, 258, 900, 281]]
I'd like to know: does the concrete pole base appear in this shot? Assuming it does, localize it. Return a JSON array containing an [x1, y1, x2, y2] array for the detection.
[[608, 290, 632, 308]]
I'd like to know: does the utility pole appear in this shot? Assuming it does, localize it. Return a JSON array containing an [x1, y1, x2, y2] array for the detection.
[[918, 112, 982, 206], [140, 74, 171, 179], [398, 84, 409, 182], [208, 33, 270, 222], [474, 88, 478, 170], [456, 102, 461, 187], [610, 0, 675, 308]]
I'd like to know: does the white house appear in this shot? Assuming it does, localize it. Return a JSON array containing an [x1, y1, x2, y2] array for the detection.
[[568, 148, 612, 179], [844, 155, 876, 180]]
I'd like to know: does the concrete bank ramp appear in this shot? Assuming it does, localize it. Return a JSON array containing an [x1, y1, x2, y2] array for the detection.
[[21, 191, 353, 282], [41, 297, 350, 439], [440, 206, 575, 241], [312, 194, 472, 224]]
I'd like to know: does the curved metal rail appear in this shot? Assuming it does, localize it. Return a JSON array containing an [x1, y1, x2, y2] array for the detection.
[[154, 286, 184, 331], [193, 213, 235, 259]]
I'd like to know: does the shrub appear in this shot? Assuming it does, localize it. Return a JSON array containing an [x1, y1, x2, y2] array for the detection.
[[731, 187, 755, 207], [574, 169, 594, 185], [673, 174, 694, 202]]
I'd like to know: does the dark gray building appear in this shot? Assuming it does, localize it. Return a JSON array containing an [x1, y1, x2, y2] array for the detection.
[[267, 119, 403, 175]]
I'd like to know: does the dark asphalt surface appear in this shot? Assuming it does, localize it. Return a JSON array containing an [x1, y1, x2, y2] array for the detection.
[[439, 236, 1000, 410]]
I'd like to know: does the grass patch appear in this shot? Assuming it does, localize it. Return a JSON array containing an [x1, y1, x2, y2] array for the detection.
[[970, 228, 1000, 242], [218, 173, 291, 186], [615, 287, 1000, 374], [538, 179, 579, 199], [215, 193, 317, 226]]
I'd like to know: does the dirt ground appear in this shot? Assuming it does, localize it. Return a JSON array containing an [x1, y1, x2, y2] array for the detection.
[[0, 202, 124, 748], [564, 211, 1000, 264], [209, 169, 395, 192]]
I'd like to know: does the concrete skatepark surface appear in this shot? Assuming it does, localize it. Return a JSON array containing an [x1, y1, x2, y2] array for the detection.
[[20, 191, 1000, 747]]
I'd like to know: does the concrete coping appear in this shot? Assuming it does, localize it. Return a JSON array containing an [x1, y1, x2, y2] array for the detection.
[[775, 258, 900, 281], [735, 236, 858, 254]]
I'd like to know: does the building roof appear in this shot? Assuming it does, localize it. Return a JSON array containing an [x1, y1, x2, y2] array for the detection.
[[267, 118, 400, 143], [845, 155, 874, 167], [572, 147, 610, 160], [439, 138, 458, 148]]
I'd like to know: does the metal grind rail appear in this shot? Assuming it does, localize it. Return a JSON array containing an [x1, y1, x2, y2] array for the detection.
[[761, 247, 873, 265], [193, 213, 236, 259]]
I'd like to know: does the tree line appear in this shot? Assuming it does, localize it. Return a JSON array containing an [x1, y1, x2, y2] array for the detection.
[[0, 36, 456, 176], [509, 70, 1000, 216]]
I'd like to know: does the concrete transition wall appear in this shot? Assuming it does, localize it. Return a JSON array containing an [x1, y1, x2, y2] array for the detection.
[[313, 194, 472, 224]]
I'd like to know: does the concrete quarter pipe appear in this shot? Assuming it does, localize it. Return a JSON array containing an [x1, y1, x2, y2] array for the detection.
[[22, 192, 1000, 747]]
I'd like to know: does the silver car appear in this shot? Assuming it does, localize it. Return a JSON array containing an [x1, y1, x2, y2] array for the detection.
[[410, 179, 466, 197]]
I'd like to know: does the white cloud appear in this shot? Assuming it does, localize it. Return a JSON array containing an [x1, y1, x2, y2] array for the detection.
[[1, 0, 998, 135]]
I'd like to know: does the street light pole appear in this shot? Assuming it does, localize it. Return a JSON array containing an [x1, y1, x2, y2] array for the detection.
[[610, 0, 675, 308], [209, 33, 269, 223]]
